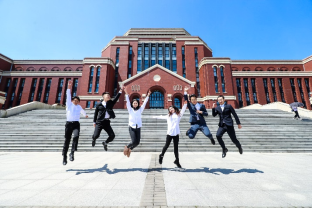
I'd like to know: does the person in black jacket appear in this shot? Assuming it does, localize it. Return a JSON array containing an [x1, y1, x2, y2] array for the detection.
[[212, 95, 243, 158], [92, 87, 123, 151]]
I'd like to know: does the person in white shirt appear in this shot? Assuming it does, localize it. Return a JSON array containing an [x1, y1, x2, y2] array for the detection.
[[152, 101, 187, 168], [123, 87, 151, 157], [63, 80, 88, 165]]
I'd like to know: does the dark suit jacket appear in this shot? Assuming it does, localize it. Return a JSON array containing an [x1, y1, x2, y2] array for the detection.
[[184, 94, 208, 124], [212, 104, 240, 127], [93, 92, 121, 123]]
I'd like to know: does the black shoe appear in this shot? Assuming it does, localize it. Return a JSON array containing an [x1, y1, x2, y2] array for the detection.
[[238, 147, 243, 154], [174, 159, 182, 168], [92, 139, 96, 147], [210, 137, 215, 145], [186, 128, 190, 136], [69, 152, 74, 161], [159, 154, 164, 164], [63, 155, 67, 165], [222, 148, 228, 158], [102, 142, 108, 151]]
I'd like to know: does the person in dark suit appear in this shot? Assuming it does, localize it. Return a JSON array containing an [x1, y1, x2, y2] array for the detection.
[[212, 95, 243, 158], [184, 86, 215, 145], [92, 86, 123, 151]]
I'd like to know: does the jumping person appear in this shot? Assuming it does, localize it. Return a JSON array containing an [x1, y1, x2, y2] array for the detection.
[[152, 101, 187, 168], [212, 95, 243, 158], [63, 80, 88, 165], [124, 87, 151, 157], [92, 86, 123, 151], [184, 86, 215, 145]]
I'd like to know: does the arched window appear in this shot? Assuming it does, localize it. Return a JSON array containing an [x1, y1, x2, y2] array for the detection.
[[94, 66, 101, 93], [150, 90, 164, 109], [174, 97, 181, 109], [220, 66, 226, 92], [88, 66, 94, 93]]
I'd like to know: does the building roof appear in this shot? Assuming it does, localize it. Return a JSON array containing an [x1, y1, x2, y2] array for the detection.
[[123, 28, 191, 36]]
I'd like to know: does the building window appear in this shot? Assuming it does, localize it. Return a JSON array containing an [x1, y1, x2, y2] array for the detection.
[[29, 78, 38, 102], [172, 46, 177, 73], [43, 78, 52, 103], [172, 60, 177, 73], [137, 46, 142, 73], [128, 46, 132, 78], [174, 97, 181, 109], [290, 78, 297, 102], [220, 66, 226, 93], [86, 101, 91, 108], [251, 78, 258, 103], [182, 46, 186, 78], [88, 66, 94, 93], [305, 78, 310, 96], [2, 79, 11, 109], [195, 48, 200, 96], [144, 44, 149, 70], [72, 78, 78, 97], [151, 44, 156, 66], [236, 78, 243, 107], [150, 90, 164, 109], [95, 66, 101, 93], [165, 45, 170, 61], [16, 78, 25, 106], [213, 66, 218, 93], [243, 78, 250, 106], [8, 78, 18, 108], [114, 47, 120, 96], [263, 78, 270, 104], [36, 78, 45, 102], [278, 78, 285, 102], [93, 101, 98, 108], [158, 45, 163, 66], [56, 78, 64, 103], [297, 78, 306, 108], [270, 78, 277, 102]]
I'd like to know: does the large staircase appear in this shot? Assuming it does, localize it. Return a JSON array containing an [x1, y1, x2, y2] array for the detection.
[[0, 108, 312, 152]]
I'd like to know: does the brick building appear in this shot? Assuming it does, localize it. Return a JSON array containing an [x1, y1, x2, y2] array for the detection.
[[0, 28, 312, 110]]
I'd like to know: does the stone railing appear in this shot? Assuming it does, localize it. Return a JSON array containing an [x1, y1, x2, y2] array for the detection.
[[242, 102, 312, 119], [0, 101, 65, 118]]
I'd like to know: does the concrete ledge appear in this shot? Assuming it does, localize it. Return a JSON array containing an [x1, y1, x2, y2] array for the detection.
[[0, 101, 65, 118], [242, 102, 312, 118]]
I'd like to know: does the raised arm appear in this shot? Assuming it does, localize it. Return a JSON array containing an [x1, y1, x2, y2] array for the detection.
[[179, 101, 188, 117], [66, 80, 73, 107], [152, 115, 168, 120], [112, 90, 122, 106], [124, 86, 132, 112], [184, 86, 192, 109], [80, 107, 88, 118], [140, 90, 151, 113]]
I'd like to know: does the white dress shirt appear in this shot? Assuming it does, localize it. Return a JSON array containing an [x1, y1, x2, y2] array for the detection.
[[66, 89, 86, 121], [152, 104, 187, 136], [220, 104, 225, 111], [126, 94, 149, 128], [101, 100, 110, 119]]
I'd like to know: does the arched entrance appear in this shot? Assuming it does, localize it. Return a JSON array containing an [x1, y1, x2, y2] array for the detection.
[[150, 90, 164, 109]]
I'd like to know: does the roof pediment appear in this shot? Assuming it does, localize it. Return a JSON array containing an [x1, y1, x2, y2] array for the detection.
[[119, 64, 195, 87]]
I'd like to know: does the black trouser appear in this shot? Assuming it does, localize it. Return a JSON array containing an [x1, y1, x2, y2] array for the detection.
[[92, 120, 115, 144], [160, 134, 179, 160], [216, 124, 241, 150], [63, 121, 80, 155], [294, 111, 300, 118], [127, 126, 141, 150]]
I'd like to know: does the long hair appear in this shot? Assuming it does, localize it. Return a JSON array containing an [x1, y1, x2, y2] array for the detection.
[[130, 99, 141, 110], [168, 105, 180, 116]]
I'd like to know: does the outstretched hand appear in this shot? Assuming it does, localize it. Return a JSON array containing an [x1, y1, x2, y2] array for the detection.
[[184, 86, 190, 92], [147, 90, 151, 96], [212, 103, 216, 108], [238, 124, 242, 129], [68, 80, 72, 88], [184, 100, 187, 105]]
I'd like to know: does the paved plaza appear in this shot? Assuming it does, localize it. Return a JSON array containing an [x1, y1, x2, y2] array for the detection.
[[0, 152, 311, 207]]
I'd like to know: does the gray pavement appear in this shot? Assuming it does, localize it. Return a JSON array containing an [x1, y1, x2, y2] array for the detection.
[[0, 152, 311, 207]]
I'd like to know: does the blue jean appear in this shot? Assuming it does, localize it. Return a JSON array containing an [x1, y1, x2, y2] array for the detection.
[[187, 123, 213, 139]]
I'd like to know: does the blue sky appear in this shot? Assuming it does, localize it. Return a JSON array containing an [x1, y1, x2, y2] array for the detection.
[[0, 0, 312, 60]]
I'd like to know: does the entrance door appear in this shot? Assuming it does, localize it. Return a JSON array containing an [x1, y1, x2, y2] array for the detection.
[[150, 90, 164, 109]]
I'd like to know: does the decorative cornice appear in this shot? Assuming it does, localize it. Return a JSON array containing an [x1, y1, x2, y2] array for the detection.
[[232, 60, 303, 65], [303, 55, 312, 64], [13, 60, 83, 65], [184, 41, 212, 52], [232, 71, 312, 77], [0, 54, 13, 63], [83, 58, 115, 69], [199, 58, 232, 69], [198, 95, 237, 101], [2, 71, 82, 77], [101, 41, 130, 52], [78, 96, 102, 100], [119, 64, 196, 87]]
